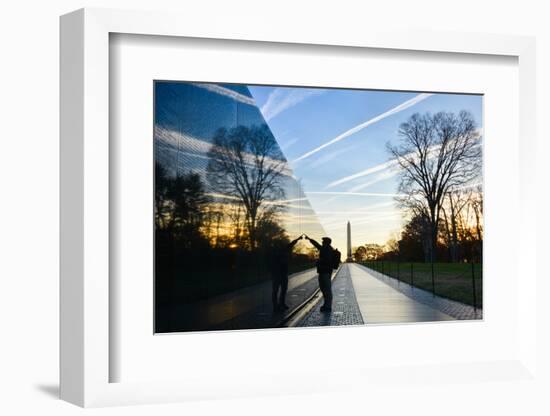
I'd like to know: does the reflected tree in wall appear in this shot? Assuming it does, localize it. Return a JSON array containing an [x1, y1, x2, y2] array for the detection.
[[207, 125, 287, 249], [155, 162, 210, 247]]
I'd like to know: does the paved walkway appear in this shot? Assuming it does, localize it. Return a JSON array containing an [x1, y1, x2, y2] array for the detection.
[[349, 263, 453, 323], [358, 264, 483, 320], [293, 263, 481, 327], [162, 262, 481, 332], [297, 265, 364, 327]]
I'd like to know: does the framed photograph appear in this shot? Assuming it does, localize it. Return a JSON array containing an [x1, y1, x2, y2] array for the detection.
[[151, 79, 483, 335], [60, 8, 537, 407]]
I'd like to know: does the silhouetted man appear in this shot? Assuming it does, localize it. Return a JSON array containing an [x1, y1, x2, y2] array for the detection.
[[305, 235, 339, 312], [270, 235, 302, 312]]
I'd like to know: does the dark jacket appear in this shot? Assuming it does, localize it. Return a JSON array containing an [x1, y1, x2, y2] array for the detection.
[[308, 238, 335, 274], [270, 237, 300, 278]]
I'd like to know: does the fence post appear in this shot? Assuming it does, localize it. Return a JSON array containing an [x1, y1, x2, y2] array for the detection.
[[471, 262, 477, 312], [410, 263, 413, 286], [397, 261, 400, 282]]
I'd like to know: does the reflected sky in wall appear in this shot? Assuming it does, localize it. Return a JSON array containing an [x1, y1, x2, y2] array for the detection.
[[154, 81, 327, 250]]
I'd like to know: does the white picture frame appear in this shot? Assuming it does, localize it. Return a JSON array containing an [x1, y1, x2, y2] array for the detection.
[[60, 7, 537, 407]]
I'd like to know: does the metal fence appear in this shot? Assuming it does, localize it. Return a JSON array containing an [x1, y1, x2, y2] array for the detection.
[[363, 261, 482, 311]]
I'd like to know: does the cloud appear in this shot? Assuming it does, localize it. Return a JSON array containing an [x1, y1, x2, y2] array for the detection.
[[206, 193, 313, 210], [304, 187, 401, 208], [305, 191, 402, 197], [306, 143, 359, 169], [280, 137, 300, 151], [261, 88, 324, 121], [292, 93, 433, 163], [193, 83, 256, 105], [327, 159, 399, 188], [323, 213, 402, 229], [347, 169, 399, 192], [327, 137, 481, 190]]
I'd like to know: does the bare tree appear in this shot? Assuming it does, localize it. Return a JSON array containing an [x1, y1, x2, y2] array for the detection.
[[388, 111, 481, 262], [228, 203, 245, 246], [470, 185, 484, 260], [155, 162, 210, 234], [396, 211, 438, 262], [470, 186, 483, 242], [207, 125, 287, 249], [202, 204, 225, 247], [155, 162, 170, 230], [441, 189, 473, 262]]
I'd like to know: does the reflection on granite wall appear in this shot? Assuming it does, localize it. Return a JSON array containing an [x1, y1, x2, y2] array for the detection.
[[154, 81, 326, 333]]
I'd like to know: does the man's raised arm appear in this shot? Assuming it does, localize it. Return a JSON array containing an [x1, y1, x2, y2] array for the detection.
[[305, 235, 322, 250], [287, 235, 302, 250]]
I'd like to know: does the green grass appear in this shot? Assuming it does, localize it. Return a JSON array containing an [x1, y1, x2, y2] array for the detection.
[[361, 261, 482, 309]]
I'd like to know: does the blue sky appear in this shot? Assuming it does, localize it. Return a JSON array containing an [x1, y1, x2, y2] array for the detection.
[[248, 85, 483, 250]]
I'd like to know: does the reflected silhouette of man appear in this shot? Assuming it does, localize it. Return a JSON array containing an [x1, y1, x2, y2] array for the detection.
[[270, 235, 302, 312], [305, 235, 339, 312]]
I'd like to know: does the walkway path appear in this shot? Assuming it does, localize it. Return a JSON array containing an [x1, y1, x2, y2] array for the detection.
[[294, 263, 471, 327], [296, 265, 364, 327], [162, 262, 481, 332], [358, 264, 483, 320], [349, 263, 453, 323]]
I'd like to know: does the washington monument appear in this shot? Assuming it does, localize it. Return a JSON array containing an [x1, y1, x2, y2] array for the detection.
[[346, 221, 353, 262]]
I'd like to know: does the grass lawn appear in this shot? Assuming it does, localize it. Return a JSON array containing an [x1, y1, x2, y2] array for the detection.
[[361, 261, 482, 309]]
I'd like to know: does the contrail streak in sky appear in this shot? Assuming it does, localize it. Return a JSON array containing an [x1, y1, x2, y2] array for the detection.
[[293, 93, 433, 162], [193, 83, 256, 105]]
